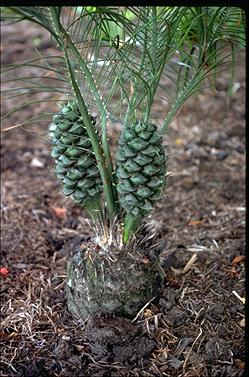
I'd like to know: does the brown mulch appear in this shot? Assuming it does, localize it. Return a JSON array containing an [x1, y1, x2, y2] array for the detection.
[[0, 20, 245, 377]]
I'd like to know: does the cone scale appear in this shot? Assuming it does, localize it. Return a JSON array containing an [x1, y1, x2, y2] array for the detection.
[[48, 101, 103, 218], [116, 120, 167, 242]]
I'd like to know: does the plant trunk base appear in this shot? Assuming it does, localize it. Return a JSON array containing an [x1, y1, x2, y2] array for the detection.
[[66, 244, 164, 320]]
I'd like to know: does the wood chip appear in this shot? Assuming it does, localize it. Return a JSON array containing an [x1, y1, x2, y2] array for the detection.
[[232, 255, 245, 265], [51, 207, 67, 220], [187, 219, 204, 226], [73, 344, 84, 352], [232, 290, 245, 304], [30, 157, 44, 168], [239, 318, 245, 328]]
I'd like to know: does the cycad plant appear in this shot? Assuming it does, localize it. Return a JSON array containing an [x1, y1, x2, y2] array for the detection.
[[1, 6, 245, 319]]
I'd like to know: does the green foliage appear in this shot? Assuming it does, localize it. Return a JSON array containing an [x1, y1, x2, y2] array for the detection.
[[1, 6, 245, 243], [76, 6, 135, 44]]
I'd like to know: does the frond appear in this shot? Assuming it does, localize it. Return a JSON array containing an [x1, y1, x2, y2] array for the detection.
[[1, 6, 245, 134]]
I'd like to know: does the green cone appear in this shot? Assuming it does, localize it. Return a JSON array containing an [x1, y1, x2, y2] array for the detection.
[[48, 101, 103, 208], [116, 120, 167, 241]]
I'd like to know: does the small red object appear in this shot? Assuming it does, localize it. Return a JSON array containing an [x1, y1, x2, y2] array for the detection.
[[0, 267, 9, 277], [94, 244, 101, 252], [51, 206, 67, 220], [232, 255, 245, 265]]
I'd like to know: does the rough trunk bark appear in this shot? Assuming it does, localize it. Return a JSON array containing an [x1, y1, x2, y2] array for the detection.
[[66, 242, 164, 320]]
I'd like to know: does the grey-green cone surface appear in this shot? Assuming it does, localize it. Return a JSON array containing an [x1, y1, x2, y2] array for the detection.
[[116, 120, 166, 218], [48, 101, 102, 205]]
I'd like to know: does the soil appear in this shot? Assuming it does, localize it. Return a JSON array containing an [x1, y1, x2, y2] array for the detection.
[[1, 20, 246, 377]]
